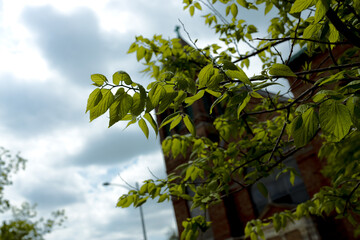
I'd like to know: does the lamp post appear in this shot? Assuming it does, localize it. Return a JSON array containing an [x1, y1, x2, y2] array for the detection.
[[103, 182, 148, 240]]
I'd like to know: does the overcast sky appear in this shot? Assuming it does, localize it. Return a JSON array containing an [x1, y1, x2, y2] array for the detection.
[[0, 1, 292, 239]]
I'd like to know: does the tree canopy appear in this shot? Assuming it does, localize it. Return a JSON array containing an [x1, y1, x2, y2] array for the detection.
[[0, 148, 66, 240], [86, 0, 360, 239]]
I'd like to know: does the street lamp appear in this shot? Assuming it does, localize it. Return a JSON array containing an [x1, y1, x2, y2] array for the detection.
[[103, 182, 148, 240]]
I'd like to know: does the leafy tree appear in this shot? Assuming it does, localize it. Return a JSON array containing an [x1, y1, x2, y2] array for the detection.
[[0, 148, 66, 240], [86, 0, 360, 239]]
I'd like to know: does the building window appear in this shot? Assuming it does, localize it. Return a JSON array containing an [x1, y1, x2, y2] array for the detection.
[[250, 157, 309, 215]]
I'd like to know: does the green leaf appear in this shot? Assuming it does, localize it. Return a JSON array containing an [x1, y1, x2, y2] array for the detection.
[[125, 116, 137, 129], [328, 23, 339, 43], [90, 89, 114, 122], [229, 91, 247, 107], [162, 139, 172, 156], [264, 2, 273, 15], [230, 3, 238, 18], [198, 64, 214, 88], [194, 2, 202, 10], [290, 0, 316, 13], [346, 96, 360, 129], [134, 197, 148, 207], [170, 114, 183, 130], [136, 46, 146, 61], [295, 104, 310, 114], [291, 108, 319, 147], [183, 115, 196, 136], [189, 5, 195, 16], [313, 90, 342, 102], [210, 93, 228, 114], [149, 84, 166, 107], [205, 89, 221, 97], [131, 92, 145, 116], [109, 100, 121, 127], [290, 170, 296, 186], [269, 64, 296, 77], [117, 195, 133, 208], [139, 184, 148, 195], [319, 100, 352, 141], [314, 0, 328, 22], [86, 88, 102, 113], [144, 113, 158, 136], [185, 90, 205, 106], [237, 92, 251, 118], [108, 92, 133, 127], [256, 182, 268, 198], [250, 91, 263, 99], [91, 74, 107, 86], [159, 112, 181, 129], [303, 23, 320, 39], [158, 194, 168, 203], [113, 71, 132, 85], [225, 69, 251, 84], [127, 42, 137, 54], [157, 91, 178, 114], [185, 165, 194, 181], [171, 138, 181, 158], [237, 0, 247, 8], [226, 5, 231, 16], [138, 118, 149, 138], [222, 60, 238, 70], [120, 93, 133, 119], [341, 80, 360, 91], [208, 72, 224, 89]]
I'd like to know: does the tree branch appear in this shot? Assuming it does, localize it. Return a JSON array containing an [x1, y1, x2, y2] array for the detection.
[[233, 39, 288, 63], [295, 62, 360, 75], [254, 37, 350, 45], [326, 7, 360, 48]]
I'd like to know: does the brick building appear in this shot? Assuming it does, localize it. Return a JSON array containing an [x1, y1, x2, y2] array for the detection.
[[156, 42, 358, 239]]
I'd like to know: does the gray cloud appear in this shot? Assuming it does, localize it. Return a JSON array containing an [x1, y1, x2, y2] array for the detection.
[[0, 75, 85, 138], [68, 129, 161, 166], [21, 5, 127, 85], [22, 184, 83, 210]]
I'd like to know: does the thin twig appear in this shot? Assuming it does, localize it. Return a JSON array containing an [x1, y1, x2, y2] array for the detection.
[[287, 14, 302, 64], [328, 43, 338, 66], [224, 147, 301, 197], [272, 46, 285, 64], [343, 180, 360, 215], [178, 19, 211, 61], [266, 119, 288, 163], [295, 62, 360, 75], [148, 167, 160, 180], [233, 39, 288, 63], [254, 37, 350, 45], [245, 84, 319, 116], [118, 175, 137, 190]]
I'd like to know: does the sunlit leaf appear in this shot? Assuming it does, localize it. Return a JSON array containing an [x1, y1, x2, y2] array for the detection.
[[269, 64, 296, 77], [91, 74, 107, 86], [144, 113, 158, 136], [113, 71, 132, 85], [90, 89, 114, 122], [138, 118, 149, 138], [291, 108, 319, 147], [319, 100, 352, 141], [183, 114, 196, 136], [290, 0, 316, 13]]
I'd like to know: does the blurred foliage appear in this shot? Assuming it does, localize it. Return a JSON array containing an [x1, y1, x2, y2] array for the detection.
[[0, 148, 66, 240]]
